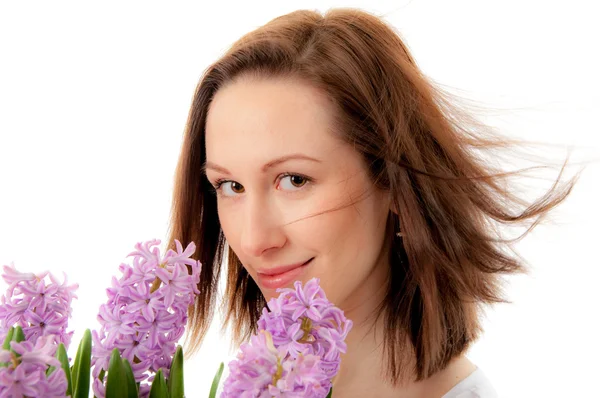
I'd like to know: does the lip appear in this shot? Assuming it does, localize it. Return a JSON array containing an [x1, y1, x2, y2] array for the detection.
[[256, 258, 313, 289]]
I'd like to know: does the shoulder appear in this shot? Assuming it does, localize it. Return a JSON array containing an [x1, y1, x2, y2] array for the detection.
[[441, 367, 499, 398]]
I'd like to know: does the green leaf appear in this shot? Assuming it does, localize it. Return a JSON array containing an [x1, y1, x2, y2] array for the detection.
[[72, 329, 92, 398], [208, 362, 224, 398], [122, 358, 138, 398], [149, 368, 169, 398], [71, 340, 82, 389], [2, 327, 14, 350], [1, 327, 15, 367], [56, 343, 73, 397], [12, 326, 25, 343], [10, 326, 25, 357], [167, 345, 184, 398], [106, 348, 128, 398], [326, 386, 333, 398]]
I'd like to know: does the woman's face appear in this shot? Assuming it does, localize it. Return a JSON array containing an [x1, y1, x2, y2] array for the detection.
[[205, 76, 391, 308]]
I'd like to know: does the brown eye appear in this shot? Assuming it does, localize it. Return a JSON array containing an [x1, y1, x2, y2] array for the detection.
[[230, 182, 245, 193], [279, 174, 310, 191], [290, 175, 307, 187], [216, 181, 245, 197]]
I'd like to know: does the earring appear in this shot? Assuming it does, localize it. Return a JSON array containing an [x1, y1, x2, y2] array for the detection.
[[396, 227, 403, 238]]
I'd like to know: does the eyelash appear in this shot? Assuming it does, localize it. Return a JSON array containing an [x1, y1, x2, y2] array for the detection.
[[209, 173, 313, 196]]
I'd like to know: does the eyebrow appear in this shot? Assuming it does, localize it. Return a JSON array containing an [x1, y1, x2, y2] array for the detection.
[[203, 153, 322, 175]]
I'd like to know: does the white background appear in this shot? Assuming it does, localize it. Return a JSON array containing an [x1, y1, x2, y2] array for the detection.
[[1, 1, 599, 396]]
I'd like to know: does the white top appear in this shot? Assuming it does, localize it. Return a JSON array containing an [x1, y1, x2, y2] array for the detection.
[[441, 367, 499, 398]]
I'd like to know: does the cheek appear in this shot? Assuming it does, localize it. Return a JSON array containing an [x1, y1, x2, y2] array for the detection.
[[216, 202, 239, 248], [298, 196, 388, 303], [287, 193, 356, 250], [297, 198, 381, 273], [300, 185, 384, 249]]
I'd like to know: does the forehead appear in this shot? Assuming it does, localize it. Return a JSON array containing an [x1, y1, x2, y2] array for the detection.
[[205, 76, 342, 164]]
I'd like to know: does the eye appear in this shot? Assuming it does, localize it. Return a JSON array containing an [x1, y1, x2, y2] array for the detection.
[[213, 180, 245, 197], [278, 174, 310, 191]]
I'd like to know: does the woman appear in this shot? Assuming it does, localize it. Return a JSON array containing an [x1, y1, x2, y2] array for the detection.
[[166, 8, 576, 397]]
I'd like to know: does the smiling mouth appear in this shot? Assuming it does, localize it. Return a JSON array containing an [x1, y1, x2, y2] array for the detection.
[[256, 257, 314, 289], [257, 257, 315, 276]]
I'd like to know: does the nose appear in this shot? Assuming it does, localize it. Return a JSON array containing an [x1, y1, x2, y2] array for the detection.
[[239, 195, 286, 258]]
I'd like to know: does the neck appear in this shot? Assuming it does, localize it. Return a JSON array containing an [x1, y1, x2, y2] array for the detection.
[[330, 262, 408, 397], [330, 257, 476, 398]]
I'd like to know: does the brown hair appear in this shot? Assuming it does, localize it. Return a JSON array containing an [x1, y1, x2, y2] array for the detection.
[[166, 8, 579, 385]]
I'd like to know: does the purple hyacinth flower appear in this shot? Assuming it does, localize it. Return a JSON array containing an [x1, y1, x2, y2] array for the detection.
[[224, 278, 352, 397], [91, 239, 201, 398], [0, 335, 68, 397], [0, 264, 78, 350]]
